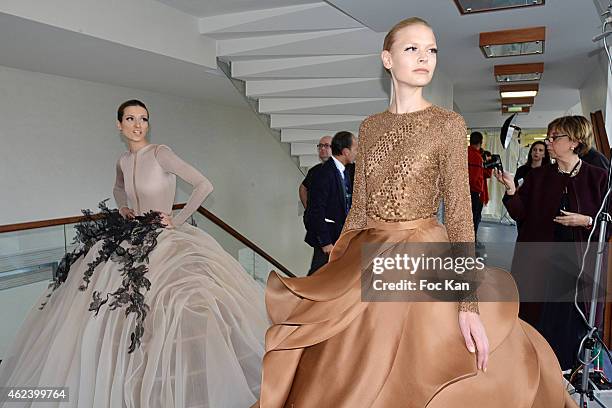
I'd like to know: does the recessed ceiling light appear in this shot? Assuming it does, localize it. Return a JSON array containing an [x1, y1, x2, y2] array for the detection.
[[480, 27, 546, 58], [501, 91, 538, 98], [494, 63, 544, 82], [499, 83, 539, 98], [455, 0, 544, 14]]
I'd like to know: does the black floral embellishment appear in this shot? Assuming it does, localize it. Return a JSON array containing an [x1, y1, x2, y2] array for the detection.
[[89, 291, 110, 315], [42, 200, 164, 353]]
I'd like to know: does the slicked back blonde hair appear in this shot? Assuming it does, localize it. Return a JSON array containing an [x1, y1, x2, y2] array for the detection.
[[383, 17, 432, 51], [547, 115, 592, 156]]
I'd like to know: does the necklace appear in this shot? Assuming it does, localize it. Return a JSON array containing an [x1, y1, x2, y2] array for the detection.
[[557, 159, 581, 177]]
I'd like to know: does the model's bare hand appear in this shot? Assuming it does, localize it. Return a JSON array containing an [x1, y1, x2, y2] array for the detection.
[[160, 213, 174, 229], [459, 311, 489, 372], [119, 207, 136, 219]]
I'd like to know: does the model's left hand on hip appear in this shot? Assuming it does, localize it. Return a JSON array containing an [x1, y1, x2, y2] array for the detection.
[[160, 213, 174, 229]]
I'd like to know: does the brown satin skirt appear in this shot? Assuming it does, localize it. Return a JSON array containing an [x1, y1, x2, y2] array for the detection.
[[254, 218, 577, 408]]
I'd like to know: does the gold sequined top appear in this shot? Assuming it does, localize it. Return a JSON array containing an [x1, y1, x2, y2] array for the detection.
[[344, 105, 478, 312]]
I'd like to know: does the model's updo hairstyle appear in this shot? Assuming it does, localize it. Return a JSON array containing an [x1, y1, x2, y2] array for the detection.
[[117, 99, 149, 122], [383, 17, 432, 52]]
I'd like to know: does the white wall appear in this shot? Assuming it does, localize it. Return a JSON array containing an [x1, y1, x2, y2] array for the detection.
[[0, 65, 311, 273], [565, 102, 584, 116], [579, 51, 612, 146], [580, 51, 608, 121], [0, 65, 316, 357], [424, 69, 454, 110]]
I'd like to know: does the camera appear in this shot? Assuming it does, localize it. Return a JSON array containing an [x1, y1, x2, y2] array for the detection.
[[482, 153, 503, 172]]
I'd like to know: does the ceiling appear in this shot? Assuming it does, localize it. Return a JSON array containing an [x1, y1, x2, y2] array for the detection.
[[0, 0, 607, 168], [327, 0, 603, 124], [3, 1, 605, 123], [155, 0, 319, 17], [149, 0, 609, 130], [0, 12, 246, 108]]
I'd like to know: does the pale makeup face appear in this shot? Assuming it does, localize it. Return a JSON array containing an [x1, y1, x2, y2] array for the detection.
[[381, 24, 437, 88], [117, 106, 149, 144], [531, 144, 545, 163]]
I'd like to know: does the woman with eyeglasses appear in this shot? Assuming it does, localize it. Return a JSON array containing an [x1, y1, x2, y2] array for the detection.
[[495, 115, 608, 371]]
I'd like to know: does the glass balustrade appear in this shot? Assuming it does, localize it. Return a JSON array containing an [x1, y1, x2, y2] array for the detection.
[[0, 207, 288, 360]]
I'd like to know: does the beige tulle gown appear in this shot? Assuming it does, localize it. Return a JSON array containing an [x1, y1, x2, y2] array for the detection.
[[255, 106, 577, 408], [0, 144, 268, 407]]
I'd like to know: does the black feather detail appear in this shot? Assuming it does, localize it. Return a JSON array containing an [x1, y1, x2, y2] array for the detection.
[[42, 200, 164, 353]]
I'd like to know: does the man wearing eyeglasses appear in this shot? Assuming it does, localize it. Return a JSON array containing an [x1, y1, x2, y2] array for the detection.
[[304, 131, 357, 275], [299, 135, 333, 209]]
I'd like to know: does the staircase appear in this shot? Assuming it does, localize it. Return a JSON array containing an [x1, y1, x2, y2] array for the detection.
[[200, 2, 390, 168]]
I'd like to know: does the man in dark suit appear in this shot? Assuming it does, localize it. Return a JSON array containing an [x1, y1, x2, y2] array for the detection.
[[305, 131, 358, 275], [299, 135, 332, 210]]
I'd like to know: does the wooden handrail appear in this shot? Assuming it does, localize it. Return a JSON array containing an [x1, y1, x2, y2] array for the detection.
[[0, 214, 105, 233], [0, 204, 295, 277], [179, 204, 295, 278]]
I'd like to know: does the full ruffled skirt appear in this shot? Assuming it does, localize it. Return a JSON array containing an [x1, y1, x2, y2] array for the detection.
[[255, 218, 577, 408], [0, 224, 268, 408]]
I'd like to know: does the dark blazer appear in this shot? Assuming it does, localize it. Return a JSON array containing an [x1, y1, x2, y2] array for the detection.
[[503, 161, 607, 242], [304, 158, 350, 248], [503, 161, 609, 363], [581, 147, 610, 172], [504, 161, 608, 305]]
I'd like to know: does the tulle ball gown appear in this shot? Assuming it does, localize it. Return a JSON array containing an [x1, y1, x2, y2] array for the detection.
[[0, 144, 268, 408]]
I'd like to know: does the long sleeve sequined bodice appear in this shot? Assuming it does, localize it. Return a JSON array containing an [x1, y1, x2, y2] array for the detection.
[[344, 105, 474, 243], [113, 144, 213, 226], [343, 105, 477, 312]]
